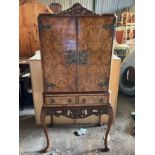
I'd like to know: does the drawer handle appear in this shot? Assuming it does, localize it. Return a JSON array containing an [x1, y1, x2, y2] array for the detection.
[[51, 98, 55, 104], [82, 99, 86, 103], [68, 99, 72, 103], [99, 98, 103, 103]]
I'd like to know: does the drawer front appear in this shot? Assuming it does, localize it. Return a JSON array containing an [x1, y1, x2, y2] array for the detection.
[[79, 95, 108, 104], [45, 96, 76, 105]]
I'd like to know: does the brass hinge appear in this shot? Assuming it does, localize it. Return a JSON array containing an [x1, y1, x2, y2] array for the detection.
[[39, 24, 52, 30], [102, 24, 115, 30], [46, 83, 56, 88]]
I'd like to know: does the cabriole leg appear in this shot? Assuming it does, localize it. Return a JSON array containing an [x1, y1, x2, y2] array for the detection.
[[102, 106, 113, 152], [40, 108, 51, 153]]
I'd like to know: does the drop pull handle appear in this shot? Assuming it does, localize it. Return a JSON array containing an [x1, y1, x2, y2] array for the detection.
[[51, 98, 55, 104], [68, 99, 72, 103], [82, 99, 86, 103], [100, 98, 103, 102]]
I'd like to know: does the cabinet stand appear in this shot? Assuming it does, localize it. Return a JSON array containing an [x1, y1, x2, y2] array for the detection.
[[40, 104, 113, 152]]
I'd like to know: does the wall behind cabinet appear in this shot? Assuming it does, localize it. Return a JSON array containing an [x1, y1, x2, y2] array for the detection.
[[39, 0, 134, 13]]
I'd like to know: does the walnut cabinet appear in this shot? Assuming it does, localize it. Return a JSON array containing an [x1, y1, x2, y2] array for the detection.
[[38, 3, 116, 152]]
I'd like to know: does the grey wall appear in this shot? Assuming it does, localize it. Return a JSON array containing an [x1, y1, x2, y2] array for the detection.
[[39, 0, 93, 11], [95, 0, 134, 13], [39, 0, 134, 13]]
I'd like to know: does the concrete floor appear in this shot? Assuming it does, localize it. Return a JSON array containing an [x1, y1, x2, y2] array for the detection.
[[19, 93, 135, 155]]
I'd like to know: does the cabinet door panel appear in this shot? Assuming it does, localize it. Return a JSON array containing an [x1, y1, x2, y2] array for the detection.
[[77, 16, 115, 92], [39, 16, 77, 92]]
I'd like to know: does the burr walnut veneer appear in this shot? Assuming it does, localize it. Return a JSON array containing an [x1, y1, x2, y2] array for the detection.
[[38, 3, 116, 152]]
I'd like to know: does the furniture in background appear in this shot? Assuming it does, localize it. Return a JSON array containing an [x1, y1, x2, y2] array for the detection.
[[114, 40, 129, 61], [120, 12, 135, 42], [19, 0, 52, 108], [37, 3, 117, 152], [114, 11, 135, 61], [115, 30, 125, 44], [19, 59, 33, 110], [19, 0, 52, 58], [49, 3, 62, 14]]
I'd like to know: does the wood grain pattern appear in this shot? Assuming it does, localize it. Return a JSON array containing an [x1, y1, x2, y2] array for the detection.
[[79, 95, 108, 104], [29, 54, 120, 124], [77, 16, 115, 92], [45, 94, 108, 105], [45, 96, 76, 105], [38, 15, 115, 94], [38, 3, 116, 152], [39, 17, 77, 93], [19, 0, 52, 58]]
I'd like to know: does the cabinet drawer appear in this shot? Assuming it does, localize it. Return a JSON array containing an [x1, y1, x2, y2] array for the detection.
[[79, 95, 108, 104], [45, 96, 76, 105]]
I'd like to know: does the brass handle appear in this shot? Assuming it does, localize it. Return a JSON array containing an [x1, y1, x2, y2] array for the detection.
[[51, 98, 55, 104], [82, 98, 86, 103], [99, 98, 103, 103], [68, 99, 72, 103]]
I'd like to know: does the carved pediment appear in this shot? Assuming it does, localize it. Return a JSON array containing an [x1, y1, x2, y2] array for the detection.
[[59, 3, 97, 16]]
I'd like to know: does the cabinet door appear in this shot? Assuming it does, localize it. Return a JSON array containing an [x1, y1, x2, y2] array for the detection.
[[38, 16, 77, 93], [77, 16, 115, 92]]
